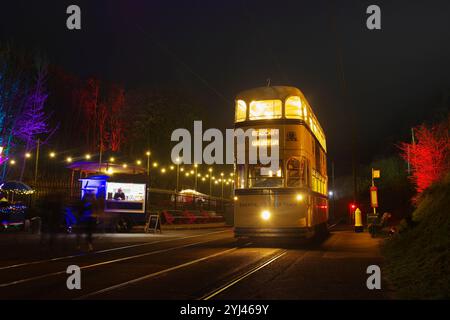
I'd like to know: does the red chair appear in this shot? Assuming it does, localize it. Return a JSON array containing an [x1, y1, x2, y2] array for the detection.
[[163, 210, 175, 224], [182, 210, 196, 224]]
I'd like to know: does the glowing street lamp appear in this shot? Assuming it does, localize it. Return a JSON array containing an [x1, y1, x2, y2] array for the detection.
[[146, 151, 151, 177], [25, 153, 31, 158], [175, 157, 181, 193], [193, 163, 198, 191], [136, 160, 142, 165], [10, 159, 16, 165], [109, 157, 115, 162], [49, 152, 56, 158], [208, 167, 213, 196], [85, 154, 91, 160], [66, 157, 72, 163]]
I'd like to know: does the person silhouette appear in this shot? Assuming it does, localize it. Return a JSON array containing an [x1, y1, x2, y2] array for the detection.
[[113, 188, 125, 200]]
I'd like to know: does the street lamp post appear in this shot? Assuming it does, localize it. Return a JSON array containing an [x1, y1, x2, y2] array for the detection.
[[208, 168, 213, 196], [220, 172, 224, 199], [194, 164, 198, 191], [229, 173, 234, 199], [33, 138, 40, 186], [146, 151, 151, 185], [175, 158, 180, 193]]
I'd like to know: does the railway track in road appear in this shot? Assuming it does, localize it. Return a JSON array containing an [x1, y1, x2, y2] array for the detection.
[[76, 246, 245, 299], [0, 238, 230, 289], [0, 229, 229, 271], [0, 230, 232, 291], [199, 250, 288, 300], [76, 246, 289, 300], [0, 229, 332, 300]]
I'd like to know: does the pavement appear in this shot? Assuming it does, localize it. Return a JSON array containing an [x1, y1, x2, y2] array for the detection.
[[0, 225, 395, 300]]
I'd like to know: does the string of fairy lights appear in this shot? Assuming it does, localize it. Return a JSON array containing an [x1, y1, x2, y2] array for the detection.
[[2, 149, 235, 195]]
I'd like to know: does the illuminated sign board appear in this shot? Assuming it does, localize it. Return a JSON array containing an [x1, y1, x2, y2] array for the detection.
[[105, 182, 146, 213], [251, 129, 280, 147]]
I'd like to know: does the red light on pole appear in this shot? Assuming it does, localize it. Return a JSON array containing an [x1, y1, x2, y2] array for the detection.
[[348, 203, 356, 224]]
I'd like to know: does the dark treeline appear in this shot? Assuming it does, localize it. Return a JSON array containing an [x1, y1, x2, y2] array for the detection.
[[1, 44, 209, 182]]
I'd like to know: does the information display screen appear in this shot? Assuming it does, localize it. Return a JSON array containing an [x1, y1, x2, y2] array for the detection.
[[105, 182, 146, 213]]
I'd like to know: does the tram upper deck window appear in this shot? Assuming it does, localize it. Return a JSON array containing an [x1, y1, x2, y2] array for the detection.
[[285, 96, 302, 119], [248, 163, 284, 188], [249, 100, 282, 120], [235, 100, 247, 122]]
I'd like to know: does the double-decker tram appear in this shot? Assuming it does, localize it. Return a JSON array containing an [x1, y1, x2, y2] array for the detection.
[[233, 86, 328, 238]]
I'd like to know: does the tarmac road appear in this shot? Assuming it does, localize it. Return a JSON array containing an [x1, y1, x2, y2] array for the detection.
[[0, 225, 394, 300]]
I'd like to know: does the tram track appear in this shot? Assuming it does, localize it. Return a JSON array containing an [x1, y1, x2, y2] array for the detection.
[[0, 226, 389, 300], [74, 242, 288, 300], [1, 230, 317, 300], [0, 229, 230, 271], [76, 246, 246, 299], [76, 246, 289, 300], [0, 232, 233, 289], [199, 249, 288, 300]]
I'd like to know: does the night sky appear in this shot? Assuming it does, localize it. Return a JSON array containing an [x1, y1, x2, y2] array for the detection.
[[1, 0, 449, 175]]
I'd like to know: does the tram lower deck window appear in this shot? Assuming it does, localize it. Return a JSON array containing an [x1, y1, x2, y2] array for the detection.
[[248, 164, 284, 188]]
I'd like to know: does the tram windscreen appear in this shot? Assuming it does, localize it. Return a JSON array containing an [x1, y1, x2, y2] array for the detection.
[[248, 164, 284, 188]]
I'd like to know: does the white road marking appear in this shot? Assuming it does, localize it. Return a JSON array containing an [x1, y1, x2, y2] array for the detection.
[[76, 246, 239, 300], [0, 235, 232, 288], [0, 229, 230, 270]]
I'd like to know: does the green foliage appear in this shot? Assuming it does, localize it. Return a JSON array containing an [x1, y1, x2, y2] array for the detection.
[[382, 173, 450, 299]]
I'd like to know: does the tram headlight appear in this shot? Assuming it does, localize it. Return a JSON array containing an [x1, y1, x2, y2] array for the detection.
[[261, 210, 271, 221], [296, 194, 304, 201]]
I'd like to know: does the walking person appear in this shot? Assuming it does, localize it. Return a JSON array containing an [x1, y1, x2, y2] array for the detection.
[[86, 193, 99, 251], [78, 192, 98, 252], [75, 195, 87, 250], [39, 192, 64, 251]]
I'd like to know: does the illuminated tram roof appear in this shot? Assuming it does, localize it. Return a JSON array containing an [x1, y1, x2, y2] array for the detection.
[[236, 86, 303, 102], [235, 86, 326, 152]]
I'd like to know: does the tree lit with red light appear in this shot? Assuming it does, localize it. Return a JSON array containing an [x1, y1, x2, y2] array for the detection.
[[399, 119, 450, 200]]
